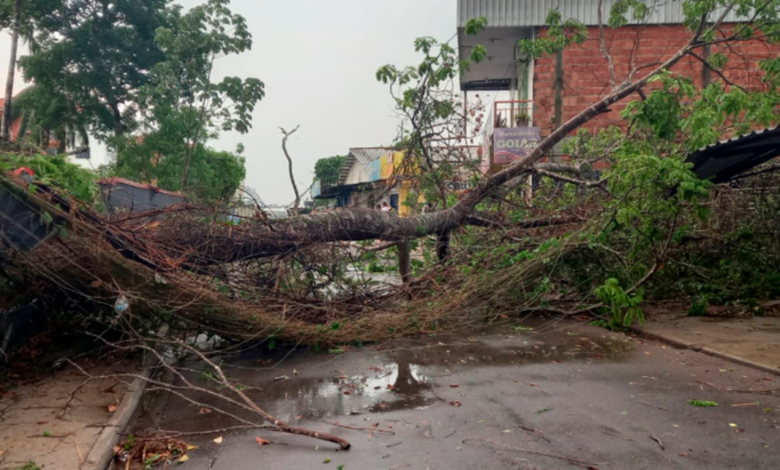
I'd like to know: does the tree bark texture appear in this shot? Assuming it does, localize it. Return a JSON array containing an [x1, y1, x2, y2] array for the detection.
[[398, 241, 412, 284], [2, 0, 22, 140]]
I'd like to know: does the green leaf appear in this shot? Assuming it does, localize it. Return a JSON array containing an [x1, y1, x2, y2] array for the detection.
[[689, 400, 719, 407], [464, 16, 488, 35]]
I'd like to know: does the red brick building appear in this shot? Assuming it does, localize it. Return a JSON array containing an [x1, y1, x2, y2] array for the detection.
[[456, 0, 780, 165]]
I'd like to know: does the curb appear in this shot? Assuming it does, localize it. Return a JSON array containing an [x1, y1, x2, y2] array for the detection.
[[80, 348, 162, 470], [629, 326, 780, 377], [80, 368, 151, 470]]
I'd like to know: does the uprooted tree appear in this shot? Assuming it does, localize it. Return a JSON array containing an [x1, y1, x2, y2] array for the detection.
[[125, 1, 780, 266], [7, 0, 780, 325]]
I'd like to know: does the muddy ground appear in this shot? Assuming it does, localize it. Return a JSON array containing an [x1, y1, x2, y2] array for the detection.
[[129, 320, 780, 470]]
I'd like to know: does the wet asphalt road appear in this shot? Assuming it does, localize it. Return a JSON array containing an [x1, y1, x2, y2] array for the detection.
[[132, 321, 780, 470]]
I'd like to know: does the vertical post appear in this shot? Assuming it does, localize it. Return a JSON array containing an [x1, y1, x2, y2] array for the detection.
[[702, 43, 712, 87], [398, 241, 412, 284], [554, 48, 564, 130], [553, 48, 564, 164], [463, 90, 468, 140]]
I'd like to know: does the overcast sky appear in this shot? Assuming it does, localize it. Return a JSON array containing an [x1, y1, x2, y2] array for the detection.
[[0, 0, 459, 205]]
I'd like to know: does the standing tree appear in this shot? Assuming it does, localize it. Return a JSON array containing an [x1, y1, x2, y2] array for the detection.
[[143, 0, 264, 191], [1, 0, 21, 140], [18, 0, 172, 144], [0, 0, 55, 141], [314, 155, 346, 185]]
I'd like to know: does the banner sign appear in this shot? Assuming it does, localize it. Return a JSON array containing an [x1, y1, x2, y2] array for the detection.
[[493, 127, 541, 165]]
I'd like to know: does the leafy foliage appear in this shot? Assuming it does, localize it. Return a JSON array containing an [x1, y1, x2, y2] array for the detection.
[[689, 399, 719, 407], [110, 133, 246, 203], [375, 17, 488, 209], [518, 9, 587, 59], [144, 0, 264, 189], [314, 156, 346, 184], [594, 278, 644, 329], [1, 152, 97, 202], [19, 0, 173, 138]]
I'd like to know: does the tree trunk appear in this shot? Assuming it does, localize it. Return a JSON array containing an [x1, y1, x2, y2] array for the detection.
[[436, 232, 451, 261], [181, 145, 194, 190], [398, 241, 412, 284], [2, 0, 22, 141]]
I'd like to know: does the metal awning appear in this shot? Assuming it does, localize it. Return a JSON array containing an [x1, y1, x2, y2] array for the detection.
[[685, 127, 780, 183]]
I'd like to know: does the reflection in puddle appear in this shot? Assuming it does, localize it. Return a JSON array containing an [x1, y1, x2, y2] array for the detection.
[[142, 325, 633, 433]]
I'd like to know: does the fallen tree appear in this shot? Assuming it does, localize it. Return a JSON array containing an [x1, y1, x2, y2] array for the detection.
[[115, 3, 755, 266], [3, 1, 780, 339]]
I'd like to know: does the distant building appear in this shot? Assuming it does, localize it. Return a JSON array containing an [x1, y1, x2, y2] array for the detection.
[[0, 88, 114, 166], [313, 146, 479, 215], [98, 177, 186, 213]]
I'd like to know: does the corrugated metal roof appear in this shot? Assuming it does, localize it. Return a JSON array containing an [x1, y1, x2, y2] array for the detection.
[[458, 0, 744, 28], [337, 147, 395, 185], [686, 126, 780, 183], [349, 147, 394, 166]]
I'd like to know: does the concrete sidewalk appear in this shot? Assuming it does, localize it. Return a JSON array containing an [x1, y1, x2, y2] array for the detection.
[[634, 313, 780, 375], [0, 361, 140, 470]]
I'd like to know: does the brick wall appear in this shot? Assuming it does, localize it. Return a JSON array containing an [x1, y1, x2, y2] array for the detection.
[[533, 24, 779, 138]]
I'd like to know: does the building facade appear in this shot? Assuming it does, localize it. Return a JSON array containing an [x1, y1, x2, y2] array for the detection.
[[457, 0, 780, 169]]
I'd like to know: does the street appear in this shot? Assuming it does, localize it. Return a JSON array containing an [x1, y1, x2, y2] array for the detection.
[[131, 321, 780, 470]]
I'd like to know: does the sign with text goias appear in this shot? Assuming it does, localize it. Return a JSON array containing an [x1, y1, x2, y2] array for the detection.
[[493, 127, 541, 165]]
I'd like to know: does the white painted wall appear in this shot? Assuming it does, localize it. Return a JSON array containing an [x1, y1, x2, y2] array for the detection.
[[344, 161, 370, 186], [66, 127, 115, 171]]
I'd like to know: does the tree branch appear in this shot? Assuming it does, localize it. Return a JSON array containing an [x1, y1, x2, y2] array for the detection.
[[598, 0, 617, 90], [280, 125, 301, 211], [687, 50, 745, 91]]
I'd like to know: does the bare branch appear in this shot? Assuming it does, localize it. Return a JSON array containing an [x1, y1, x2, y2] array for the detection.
[[687, 50, 745, 91], [598, 0, 617, 90], [535, 168, 609, 189], [280, 125, 302, 211]]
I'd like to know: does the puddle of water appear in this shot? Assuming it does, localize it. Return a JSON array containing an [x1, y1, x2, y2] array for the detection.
[[139, 324, 632, 433]]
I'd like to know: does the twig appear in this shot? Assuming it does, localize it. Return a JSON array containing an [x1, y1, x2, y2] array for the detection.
[[385, 441, 403, 448], [518, 425, 551, 443], [444, 429, 457, 439], [77, 336, 352, 450], [150, 425, 272, 439], [462, 438, 600, 467], [0, 437, 20, 458], [734, 388, 777, 395], [323, 420, 396, 435], [73, 437, 84, 463], [631, 400, 668, 411], [389, 465, 410, 470], [695, 380, 722, 391], [687, 50, 745, 91], [602, 431, 637, 443], [649, 434, 664, 451]]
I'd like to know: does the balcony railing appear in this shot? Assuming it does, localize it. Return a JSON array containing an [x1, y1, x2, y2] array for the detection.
[[312, 176, 341, 199], [493, 100, 533, 128]]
